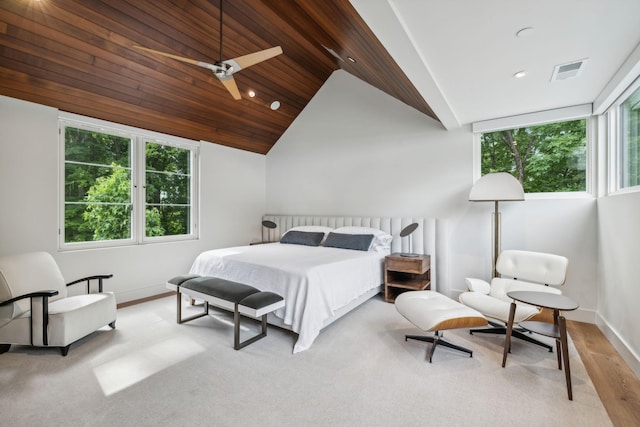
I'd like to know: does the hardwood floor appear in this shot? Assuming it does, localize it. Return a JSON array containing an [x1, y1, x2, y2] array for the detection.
[[568, 321, 640, 427]]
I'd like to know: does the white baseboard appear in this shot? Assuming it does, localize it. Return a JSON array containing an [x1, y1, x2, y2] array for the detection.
[[596, 313, 640, 380]]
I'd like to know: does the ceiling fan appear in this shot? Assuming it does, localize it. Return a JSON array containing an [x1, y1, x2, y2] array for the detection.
[[133, 0, 282, 100]]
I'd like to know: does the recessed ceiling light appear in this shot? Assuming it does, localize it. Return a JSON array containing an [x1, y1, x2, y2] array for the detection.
[[514, 70, 527, 79], [516, 27, 534, 37], [270, 101, 280, 110], [347, 56, 356, 63], [248, 90, 256, 98]]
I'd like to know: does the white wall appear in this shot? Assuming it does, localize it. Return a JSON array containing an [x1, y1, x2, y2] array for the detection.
[[597, 192, 640, 376], [266, 70, 598, 321], [0, 95, 266, 303]]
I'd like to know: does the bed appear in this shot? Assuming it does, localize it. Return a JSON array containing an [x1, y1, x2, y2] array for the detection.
[[189, 215, 437, 353]]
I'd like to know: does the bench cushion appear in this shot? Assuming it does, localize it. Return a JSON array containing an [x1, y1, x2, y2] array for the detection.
[[181, 277, 259, 303], [167, 274, 201, 287], [238, 291, 285, 318], [239, 291, 283, 309]]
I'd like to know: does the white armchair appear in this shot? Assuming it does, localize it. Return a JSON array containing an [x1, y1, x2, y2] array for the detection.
[[0, 252, 117, 356], [458, 250, 569, 351]]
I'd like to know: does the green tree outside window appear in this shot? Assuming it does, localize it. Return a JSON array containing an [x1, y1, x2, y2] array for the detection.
[[64, 127, 132, 243], [480, 119, 587, 193], [621, 87, 640, 188], [63, 124, 194, 244], [145, 142, 191, 237]]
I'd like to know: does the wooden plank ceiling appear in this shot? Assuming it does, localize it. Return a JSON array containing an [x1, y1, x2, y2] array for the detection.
[[0, 0, 439, 154]]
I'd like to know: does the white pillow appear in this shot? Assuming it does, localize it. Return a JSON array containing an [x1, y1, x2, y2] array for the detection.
[[333, 226, 393, 252]]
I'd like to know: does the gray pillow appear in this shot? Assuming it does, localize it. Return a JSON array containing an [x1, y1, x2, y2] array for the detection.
[[280, 230, 325, 246], [323, 232, 374, 251]]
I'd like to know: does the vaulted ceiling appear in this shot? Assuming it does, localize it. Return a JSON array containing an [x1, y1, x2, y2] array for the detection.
[[0, 0, 439, 154]]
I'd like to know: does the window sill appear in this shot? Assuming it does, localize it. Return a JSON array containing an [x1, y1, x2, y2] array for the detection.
[[524, 191, 595, 200]]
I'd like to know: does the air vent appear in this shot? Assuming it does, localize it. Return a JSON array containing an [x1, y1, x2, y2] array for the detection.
[[551, 59, 587, 82]]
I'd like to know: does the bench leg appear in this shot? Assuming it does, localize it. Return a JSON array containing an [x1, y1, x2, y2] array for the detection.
[[176, 288, 209, 324], [234, 303, 268, 350]]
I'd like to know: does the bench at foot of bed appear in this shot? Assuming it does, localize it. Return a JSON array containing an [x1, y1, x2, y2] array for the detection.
[[167, 275, 285, 350]]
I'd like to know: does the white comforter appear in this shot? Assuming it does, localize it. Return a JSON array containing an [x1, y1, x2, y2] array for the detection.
[[189, 243, 385, 353]]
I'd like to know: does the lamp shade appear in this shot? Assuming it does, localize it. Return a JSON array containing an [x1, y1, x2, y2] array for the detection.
[[262, 220, 277, 229], [399, 222, 419, 257], [469, 173, 524, 202], [400, 222, 418, 237]]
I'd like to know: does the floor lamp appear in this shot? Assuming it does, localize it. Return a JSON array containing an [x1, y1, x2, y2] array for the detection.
[[469, 173, 524, 278]]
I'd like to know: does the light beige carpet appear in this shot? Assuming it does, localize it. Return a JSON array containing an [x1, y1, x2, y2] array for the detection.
[[0, 294, 611, 426]]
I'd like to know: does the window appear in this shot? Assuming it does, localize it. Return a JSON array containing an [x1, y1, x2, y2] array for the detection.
[[479, 119, 587, 193], [144, 141, 192, 238], [620, 86, 640, 189], [60, 117, 198, 249]]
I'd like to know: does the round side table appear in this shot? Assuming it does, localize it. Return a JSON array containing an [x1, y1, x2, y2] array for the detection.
[[503, 291, 579, 400]]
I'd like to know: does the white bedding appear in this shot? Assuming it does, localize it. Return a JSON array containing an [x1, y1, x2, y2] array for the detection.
[[189, 243, 385, 353]]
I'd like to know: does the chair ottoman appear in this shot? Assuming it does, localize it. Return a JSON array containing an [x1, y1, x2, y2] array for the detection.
[[396, 290, 487, 362]]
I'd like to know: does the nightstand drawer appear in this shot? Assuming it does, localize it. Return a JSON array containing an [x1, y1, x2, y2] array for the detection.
[[385, 255, 429, 274]]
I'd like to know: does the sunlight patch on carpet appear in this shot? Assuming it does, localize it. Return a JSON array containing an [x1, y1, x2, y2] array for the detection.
[[93, 336, 205, 396]]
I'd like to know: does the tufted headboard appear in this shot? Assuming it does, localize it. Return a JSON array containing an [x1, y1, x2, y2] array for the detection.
[[262, 215, 437, 290]]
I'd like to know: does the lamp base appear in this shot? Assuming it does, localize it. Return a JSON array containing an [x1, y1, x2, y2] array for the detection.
[[399, 253, 419, 257]]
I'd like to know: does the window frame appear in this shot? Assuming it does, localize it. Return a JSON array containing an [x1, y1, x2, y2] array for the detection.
[[58, 113, 199, 250], [472, 105, 595, 198], [139, 137, 198, 244], [607, 76, 640, 195]]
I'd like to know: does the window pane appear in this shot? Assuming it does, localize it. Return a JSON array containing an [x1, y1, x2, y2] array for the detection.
[[65, 163, 130, 202], [82, 204, 132, 241], [621, 86, 640, 188], [146, 206, 190, 237], [65, 127, 130, 167], [145, 171, 190, 205], [146, 143, 190, 174], [64, 204, 91, 243], [64, 125, 132, 243], [480, 119, 587, 193], [145, 142, 192, 238]]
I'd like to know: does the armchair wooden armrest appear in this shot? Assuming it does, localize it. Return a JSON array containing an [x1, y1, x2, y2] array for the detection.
[[0, 290, 59, 306], [66, 274, 113, 293], [0, 290, 60, 346]]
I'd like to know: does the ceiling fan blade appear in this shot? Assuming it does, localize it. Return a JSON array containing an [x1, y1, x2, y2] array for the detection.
[[226, 46, 283, 72], [217, 74, 242, 100], [133, 45, 217, 71]]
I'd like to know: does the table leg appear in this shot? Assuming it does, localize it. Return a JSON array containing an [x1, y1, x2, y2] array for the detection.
[[558, 315, 573, 400], [502, 301, 517, 367], [554, 309, 562, 369]]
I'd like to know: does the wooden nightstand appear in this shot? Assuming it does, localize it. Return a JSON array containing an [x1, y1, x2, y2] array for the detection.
[[384, 253, 431, 303]]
